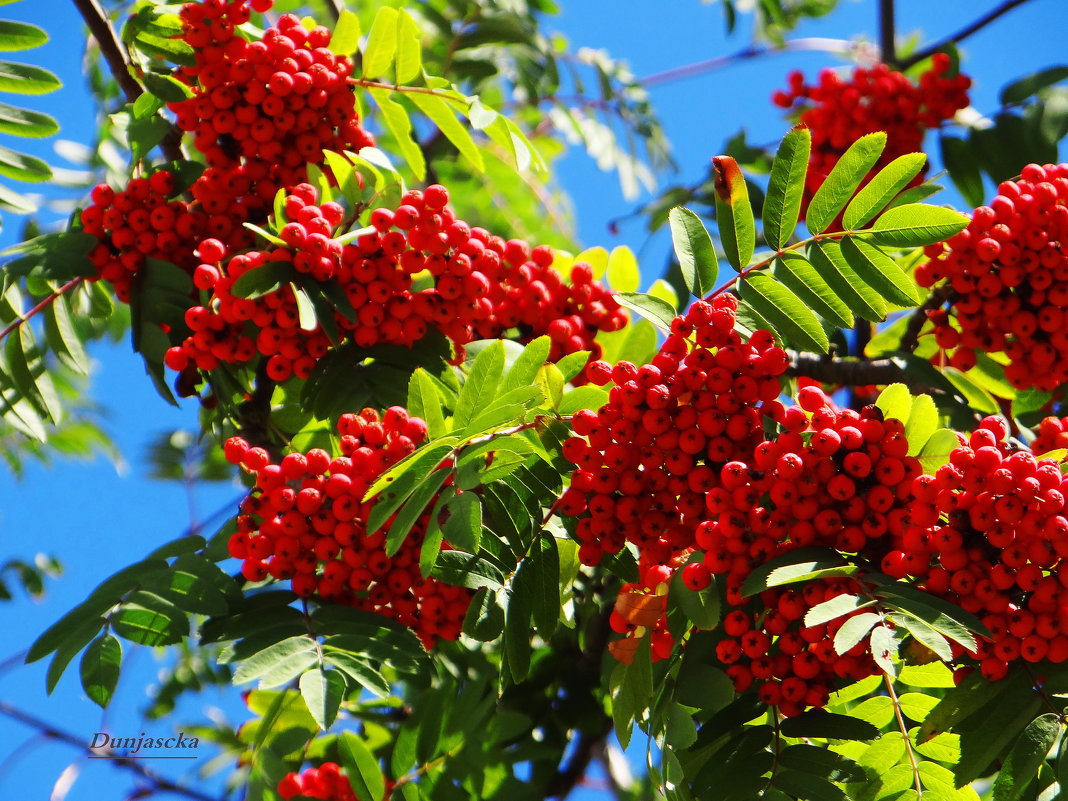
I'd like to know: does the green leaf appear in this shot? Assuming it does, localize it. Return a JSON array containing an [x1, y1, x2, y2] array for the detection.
[[918, 428, 959, 472], [558, 385, 609, 416], [408, 93, 483, 172], [867, 204, 970, 248], [0, 101, 56, 137], [613, 291, 676, 333], [140, 71, 193, 103], [1000, 66, 1068, 105], [668, 206, 717, 297], [892, 612, 953, 661], [530, 535, 561, 639], [904, 394, 938, 456], [44, 294, 88, 375], [110, 591, 188, 646], [808, 240, 887, 322], [231, 636, 316, 686], [299, 667, 346, 730], [763, 126, 811, 250], [773, 770, 847, 801], [505, 560, 535, 683], [712, 156, 755, 269], [805, 594, 868, 628], [741, 547, 850, 597], [362, 7, 398, 78], [843, 153, 927, 230], [368, 87, 426, 180], [365, 441, 454, 532], [407, 369, 447, 440], [384, 468, 447, 557], [501, 336, 551, 396], [940, 134, 986, 209], [80, 633, 121, 708], [840, 236, 920, 306], [779, 709, 881, 741], [806, 132, 886, 234], [738, 273, 829, 353], [442, 491, 482, 553], [330, 9, 361, 56], [0, 142, 49, 181], [394, 10, 422, 84], [339, 731, 386, 801], [772, 253, 853, 328], [325, 652, 390, 699], [0, 20, 47, 51], [462, 586, 505, 641], [454, 340, 505, 428], [953, 674, 1045, 787], [833, 612, 880, 655], [131, 32, 195, 66], [0, 59, 61, 94], [875, 383, 912, 424], [670, 567, 720, 630], [611, 637, 653, 749]]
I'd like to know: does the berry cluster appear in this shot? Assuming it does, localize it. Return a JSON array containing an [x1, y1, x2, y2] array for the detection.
[[1033, 415, 1068, 455], [916, 162, 1068, 390], [225, 407, 471, 648], [163, 182, 625, 380], [773, 55, 970, 224], [278, 762, 394, 801]]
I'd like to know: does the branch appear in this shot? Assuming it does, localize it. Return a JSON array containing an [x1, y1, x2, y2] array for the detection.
[[900, 285, 952, 353], [321, 0, 342, 22], [899, 0, 1035, 69], [878, 0, 896, 65], [638, 38, 861, 88], [0, 701, 222, 801], [71, 0, 185, 164], [788, 351, 910, 387], [0, 278, 83, 344]]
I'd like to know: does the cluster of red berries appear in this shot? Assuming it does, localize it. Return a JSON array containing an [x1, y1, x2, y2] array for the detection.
[[1033, 415, 1068, 455], [171, 1, 374, 181], [899, 416, 1068, 680], [163, 182, 625, 380], [773, 54, 970, 224], [224, 407, 471, 648], [916, 162, 1068, 390], [278, 762, 393, 801]]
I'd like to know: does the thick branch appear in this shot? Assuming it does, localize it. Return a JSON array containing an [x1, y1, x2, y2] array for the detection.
[[71, 0, 185, 164], [899, 0, 1034, 69], [900, 285, 952, 353], [788, 352, 910, 388], [878, 0, 896, 65], [0, 701, 222, 801], [639, 38, 859, 88]]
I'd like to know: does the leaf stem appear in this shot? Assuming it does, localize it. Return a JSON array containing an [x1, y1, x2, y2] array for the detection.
[[883, 672, 923, 798], [348, 78, 460, 99], [898, 0, 1035, 70], [0, 278, 83, 344]]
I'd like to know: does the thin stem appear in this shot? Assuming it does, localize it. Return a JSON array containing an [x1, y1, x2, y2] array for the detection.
[[348, 78, 456, 98], [878, 0, 897, 65], [639, 38, 860, 88], [900, 285, 952, 353], [883, 673, 923, 798], [71, 0, 184, 164], [0, 278, 83, 344], [0, 701, 222, 801], [899, 0, 1035, 69]]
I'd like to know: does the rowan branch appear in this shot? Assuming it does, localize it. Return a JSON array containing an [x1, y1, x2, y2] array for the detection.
[[900, 285, 952, 353], [788, 351, 910, 388], [878, 0, 897, 65], [0, 278, 83, 344], [898, 0, 1035, 69], [0, 701, 222, 801], [70, 0, 185, 164]]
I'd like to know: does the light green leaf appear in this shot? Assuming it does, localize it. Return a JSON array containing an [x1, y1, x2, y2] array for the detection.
[[0, 142, 49, 181], [905, 394, 938, 456], [606, 245, 640, 293], [368, 87, 426, 180], [738, 273, 829, 353], [840, 236, 921, 306], [669, 206, 717, 297], [834, 612, 880, 655], [918, 428, 959, 472], [867, 203, 970, 248], [44, 294, 89, 375], [442, 491, 481, 553], [869, 623, 898, 677], [408, 92, 483, 172], [330, 9, 361, 56], [0, 101, 56, 137], [299, 667, 346, 730], [454, 340, 504, 428], [361, 7, 398, 78], [613, 291, 676, 333], [407, 369, 447, 439], [843, 152, 927, 230], [806, 132, 886, 234], [712, 156, 755, 269], [501, 336, 550, 396], [0, 20, 47, 51], [805, 594, 868, 628], [763, 126, 811, 250], [394, 11, 421, 84], [0, 59, 61, 94], [231, 636, 316, 686], [772, 253, 853, 328], [339, 731, 386, 801], [893, 612, 953, 661], [875, 383, 912, 424]]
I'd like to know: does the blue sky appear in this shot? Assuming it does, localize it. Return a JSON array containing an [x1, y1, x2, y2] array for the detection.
[[0, 0, 1065, 799]]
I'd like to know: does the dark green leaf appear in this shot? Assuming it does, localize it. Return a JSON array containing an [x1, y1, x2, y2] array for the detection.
[[779, 710, 881, 741], [441, 491, 482, 553], [324, 652, 390, 699], [670, 565, 720, 630], [432, 550, 504, 593], [462, 586, 505, 641], [867, 203, 970, 248], [808, 240, 887, 321], [773, 770, 847, 801], [806, 132, 886, 234], [44, 294, 88, 375], [712, 156, 755, 269], [0, 59, 61, 94], [611, 636, 652, 749], [738, 272, 829, 353], [110, 591, 188, 646], [299, 667, 346, 730], [79, 633, 121, 708], [840, 236, 920, 306], [843, 152, 927, 230], [668, 206, 717, 297], [953, 672, 1044, 786], [779, 744, 865, 782], [384, 468, 447, 557], [940, 134, 986, 209], [339, 731, 386, 801], [140, 71, 194, 102], [773, 253, 853, 328], [1000, 66, 1068, 105], [505, 561, 535, 683], [741, 547, 851, 597], [530, 534, 560, 639], [763, 127, 811, 250]]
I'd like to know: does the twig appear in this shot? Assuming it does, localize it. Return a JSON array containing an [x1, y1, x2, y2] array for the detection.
[[70, 0, 185, 165], [639, 38, 860, 88], [900, 285, 952, 353], [878, 0, 897, 65], [883, 673, 923, 798], [899, 0, 1035, 69], [0, 278, 83, 344], [0, 701, 222, 801]]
